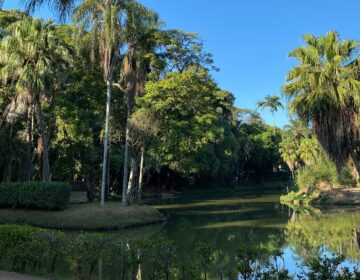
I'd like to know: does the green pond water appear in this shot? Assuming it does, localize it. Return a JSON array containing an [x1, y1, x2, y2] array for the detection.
[[2, 190, 360, 279]]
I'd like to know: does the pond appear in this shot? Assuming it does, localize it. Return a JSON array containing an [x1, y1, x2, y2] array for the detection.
[[152, 192, 360, 277], [1, 190, 360, 279]]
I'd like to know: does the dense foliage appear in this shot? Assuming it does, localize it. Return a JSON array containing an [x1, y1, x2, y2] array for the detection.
[[283, 32, 360, 182], [0, 181, 71, 210], [4, 5, 359, 203], [0, 6, 287, 204]]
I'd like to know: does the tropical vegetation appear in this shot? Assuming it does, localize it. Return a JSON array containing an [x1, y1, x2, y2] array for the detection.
[[0, 4, 287, 206]]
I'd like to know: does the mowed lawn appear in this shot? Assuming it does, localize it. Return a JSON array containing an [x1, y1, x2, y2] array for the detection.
[[0, 202, 165, 230]]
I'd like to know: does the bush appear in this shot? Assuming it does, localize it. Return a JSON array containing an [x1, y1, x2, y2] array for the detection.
[[296, 160, 337, 193], [338, 167, 357, 186], [0, 182, 21, 208], [0, 181, 71, 210], [0, 225, 65, 273]]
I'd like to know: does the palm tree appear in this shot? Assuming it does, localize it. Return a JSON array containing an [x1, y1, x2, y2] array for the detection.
[[256, 95, 283, 134], [279, 137, 299, 179], [73, 0, 125, 207], [119, 2, 159, 206], [0, 17, 71, 182], [283, 31, 360, 179], [23, 0, 75, 19]]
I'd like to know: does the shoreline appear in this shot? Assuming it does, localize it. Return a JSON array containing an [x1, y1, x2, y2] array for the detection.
[[281, 187, 360, 207], [0, 271, 49, 280]]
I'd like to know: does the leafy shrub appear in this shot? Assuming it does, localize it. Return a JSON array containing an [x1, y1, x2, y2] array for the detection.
[[0, 182, 21, 208], [66, 232, 110, 278], [338, 167, 357, 186], [296, 160, 337, 193], [0, 225, 65, 273], [0, 181, 71, 210]]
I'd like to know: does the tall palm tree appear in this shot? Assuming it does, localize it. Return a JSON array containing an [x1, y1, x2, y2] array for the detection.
[[283, 31, 360, 179], [256, 95, 283, 134], [119, 2, 159, 206], [73, 0, 124, 207], [0, 17, 71, 182]]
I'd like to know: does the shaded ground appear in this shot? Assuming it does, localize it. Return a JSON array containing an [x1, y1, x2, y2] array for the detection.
[[315, 188, 360, 205], [0, 202, 165, 230], [281, 187, 360, 207], [0, 271, 49, 280]]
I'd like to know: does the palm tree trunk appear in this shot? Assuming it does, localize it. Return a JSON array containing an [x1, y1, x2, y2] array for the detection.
[[272, 112, 276, 135], [121, 48, 136, 207], [137, 148, 145, 204], [106, 145, 111, 201], [101, 80, 112, 207], [35, 97, 50, 183], [122, 113, 131, 206], [25, 105, 33, 181], [350, 152, 360, 181], [127, 154, 139, 205]]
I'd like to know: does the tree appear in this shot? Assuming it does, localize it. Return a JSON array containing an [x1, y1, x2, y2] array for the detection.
[[119, 2, 159, 206], [256, 95, 283, 135], [283, 31, 360, 179], [279, 138, 298, 179], [279, 119, 320, 178], [139, 66, 234, 181], [74, 0, 124, 206], [23, 0, 75, 19], [158, 30, 217, 73], [0, 17, 71, 182], [0, 10, 28, 39]]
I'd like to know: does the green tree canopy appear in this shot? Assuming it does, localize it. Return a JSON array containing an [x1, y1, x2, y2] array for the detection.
[[283, 31, 360, 179]]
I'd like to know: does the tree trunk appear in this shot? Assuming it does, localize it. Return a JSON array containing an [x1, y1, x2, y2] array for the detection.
[[272, 112, 276, 135], [25, 105, 33, 181], [121, 47, 136, 207], [122, 114, 131, 206], [350, 152, 360, 181], [106, 145, 110, 201], [35, 97, 50, 183], [137, 148, 145, 204], [101, 80, 112, 207], [127, 154, 139, 205]]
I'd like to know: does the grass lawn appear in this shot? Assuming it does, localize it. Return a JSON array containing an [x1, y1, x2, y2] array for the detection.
[[0, 202, 165, 230]]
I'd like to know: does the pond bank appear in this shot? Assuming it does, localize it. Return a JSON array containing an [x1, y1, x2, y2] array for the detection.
[[0, 202, 165, 230], [0, 271, 48, 280], [281, 187, 360, 206]]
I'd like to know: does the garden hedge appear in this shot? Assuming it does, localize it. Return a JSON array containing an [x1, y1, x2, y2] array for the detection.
[[0, 182, 71, 210]]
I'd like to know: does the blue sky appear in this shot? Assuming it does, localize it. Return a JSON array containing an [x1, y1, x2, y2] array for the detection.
[[3, 0, 360, 127]]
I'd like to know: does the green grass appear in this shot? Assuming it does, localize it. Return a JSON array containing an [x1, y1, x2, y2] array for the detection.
[[0, 202, 165, 230]]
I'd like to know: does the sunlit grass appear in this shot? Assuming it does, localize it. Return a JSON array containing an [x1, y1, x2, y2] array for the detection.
[[176, 207, 262, 216], [154, 195, 280, 210], [198, 218, 286, 229]]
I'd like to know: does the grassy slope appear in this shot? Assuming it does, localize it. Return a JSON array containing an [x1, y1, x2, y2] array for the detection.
[[0, 202, 165, 230]]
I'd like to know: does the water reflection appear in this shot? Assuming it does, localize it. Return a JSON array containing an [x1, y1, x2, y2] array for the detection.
[[1, 193, 360, 279], [285, 207, 360, 263]]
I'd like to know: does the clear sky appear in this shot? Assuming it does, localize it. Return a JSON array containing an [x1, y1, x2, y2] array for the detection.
[[3, 0, 360, 127]]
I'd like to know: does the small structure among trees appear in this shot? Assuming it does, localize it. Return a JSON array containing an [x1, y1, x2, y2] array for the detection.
[[69, 182, 89, 203]]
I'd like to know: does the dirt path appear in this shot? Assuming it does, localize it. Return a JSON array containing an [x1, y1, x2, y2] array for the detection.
[[0, 271, 49, 280]]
